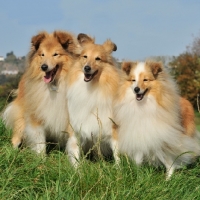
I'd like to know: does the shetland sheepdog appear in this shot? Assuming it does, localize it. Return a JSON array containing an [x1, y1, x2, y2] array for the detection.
[[2, 31, 81, 154], [114, 61, 200, 179], [65, 33, 120, 166]]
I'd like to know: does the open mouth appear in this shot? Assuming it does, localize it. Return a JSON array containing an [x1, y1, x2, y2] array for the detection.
[[43, 65, 59, 83], [84, 70, 98, 82], [136, 89, 148, 101]]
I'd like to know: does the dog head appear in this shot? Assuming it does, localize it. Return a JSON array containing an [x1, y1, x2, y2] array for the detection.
[[29, 31, 80, 83], [122, 61, 163, 101], [77, 33, 117, 82]]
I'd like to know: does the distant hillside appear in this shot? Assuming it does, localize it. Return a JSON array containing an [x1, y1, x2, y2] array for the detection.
[[0, 51, 26, 74], [0, 51, 25, 86]]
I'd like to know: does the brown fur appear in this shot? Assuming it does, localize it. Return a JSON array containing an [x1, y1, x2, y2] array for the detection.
[[114, 60, 200, 179], [120, 61, 197, 137], [119, 61, 164, 106], [66, 34, 121, 165], [68, 33, 119, 96], [180, 97, 196, 137], [3, 30, 81, 150]]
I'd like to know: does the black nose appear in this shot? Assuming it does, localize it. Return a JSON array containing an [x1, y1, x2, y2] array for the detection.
[[84, 65, 91, 73], [41, 64, 48, 71], [134, 87, 140, 93]]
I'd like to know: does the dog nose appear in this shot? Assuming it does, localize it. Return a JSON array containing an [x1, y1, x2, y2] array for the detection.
[[134, 87, 140, 93], [41, 64, 48, 71], [84, 65, 91, 73]]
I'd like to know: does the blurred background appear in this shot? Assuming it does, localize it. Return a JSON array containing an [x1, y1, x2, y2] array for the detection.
[[0, 0, 200, 125]]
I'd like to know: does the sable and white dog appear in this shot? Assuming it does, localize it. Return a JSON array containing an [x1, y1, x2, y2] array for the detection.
[[2, 31, 81, 154], [114, 61, 200, 179], [66, 34, 120, 166]]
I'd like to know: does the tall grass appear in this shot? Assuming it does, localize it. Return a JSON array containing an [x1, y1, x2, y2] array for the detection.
[[0, 119, 200, 199], [195, 111, 200, 132]]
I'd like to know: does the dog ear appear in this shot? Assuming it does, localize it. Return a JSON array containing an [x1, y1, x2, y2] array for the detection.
[[77, 33, 95, 46], [148, 61, 163, 77], [102, 40, 117, 54], [31, 32, 47, 51], [121, 62, 132, 75], [54, 31, 77, 53]]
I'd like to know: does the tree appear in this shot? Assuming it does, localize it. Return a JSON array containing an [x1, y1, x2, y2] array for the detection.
[[170, 53, 200, 108], [187, 33, 200, 56], [146, 56, 173, 69], [169, 33, 200, 108], [5, 51, 17, 62]]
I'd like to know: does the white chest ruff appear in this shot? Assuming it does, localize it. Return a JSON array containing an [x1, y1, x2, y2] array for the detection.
[[28, 81, 69, 136], [115, 88, 183, 163], [67, 76, 113, 142]]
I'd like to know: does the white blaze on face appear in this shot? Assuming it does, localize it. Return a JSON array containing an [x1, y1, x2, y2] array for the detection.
[[131, 62, 145, 88]]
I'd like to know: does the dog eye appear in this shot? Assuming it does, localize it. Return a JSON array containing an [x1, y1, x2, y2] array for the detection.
[[132, 79, 135, 82], [95, 57, 101, 61], [41, 53, 44, 57], [83, 55, 87, 58], [143, 79, 148, 82], [53, 53, 58, 56]]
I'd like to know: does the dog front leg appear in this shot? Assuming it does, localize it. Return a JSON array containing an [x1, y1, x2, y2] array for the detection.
[[161, 155, 176, 180], [111, 125, 120, 166], [66, 135, 80, 168], [12, 117, 25, 148], [66, 125, 80, 168], [24, 124, 46, 155]]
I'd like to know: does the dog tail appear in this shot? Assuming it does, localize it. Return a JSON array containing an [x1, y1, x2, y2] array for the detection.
[[195, 129, 200, 141], [2, 102, 21, 129], [175, 133, 200, 167]]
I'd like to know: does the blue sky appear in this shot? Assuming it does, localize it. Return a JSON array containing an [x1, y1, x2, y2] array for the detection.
[[0, 0, 200, 60]]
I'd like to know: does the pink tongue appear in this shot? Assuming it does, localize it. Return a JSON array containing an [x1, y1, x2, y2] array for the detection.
[[44, 72, 52, 83]]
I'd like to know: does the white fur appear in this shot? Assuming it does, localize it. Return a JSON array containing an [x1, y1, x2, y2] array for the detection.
[[132, 62, 145, 85], [25, 81, 68, 137], [2, 103, 19, 129], [67, 73, 117, 162], [66, 134, 80, 167], [3, 79, 69, 152], [114, 62, 200, 179], [24, 123, 46, 154]]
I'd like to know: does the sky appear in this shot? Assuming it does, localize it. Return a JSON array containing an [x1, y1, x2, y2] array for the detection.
[[0, 0, 200, 61]]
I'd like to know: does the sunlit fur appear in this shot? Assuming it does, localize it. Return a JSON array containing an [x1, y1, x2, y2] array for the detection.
[[180, 97, 196, 137], [2, 31, 81, 153], [66, 33, 120, 166], [114, 61, 200, 179]]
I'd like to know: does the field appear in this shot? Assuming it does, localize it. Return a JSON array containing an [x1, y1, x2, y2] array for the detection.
[[195, 111, 200, 132], [0, 117, 200, 199]]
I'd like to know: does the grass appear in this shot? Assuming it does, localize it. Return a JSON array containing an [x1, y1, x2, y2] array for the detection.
[[195, 111, 200, 132], [0, 119, 200, 199]]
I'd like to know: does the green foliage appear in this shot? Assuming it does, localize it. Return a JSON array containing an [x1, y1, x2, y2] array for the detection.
[[169, 33, 200, 108], [0, 51, 25, 112], [195, 111, 200, 131], [170, 53, 200, 108], [0, 73, 22, 111], [0, 119, 200, 199]]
